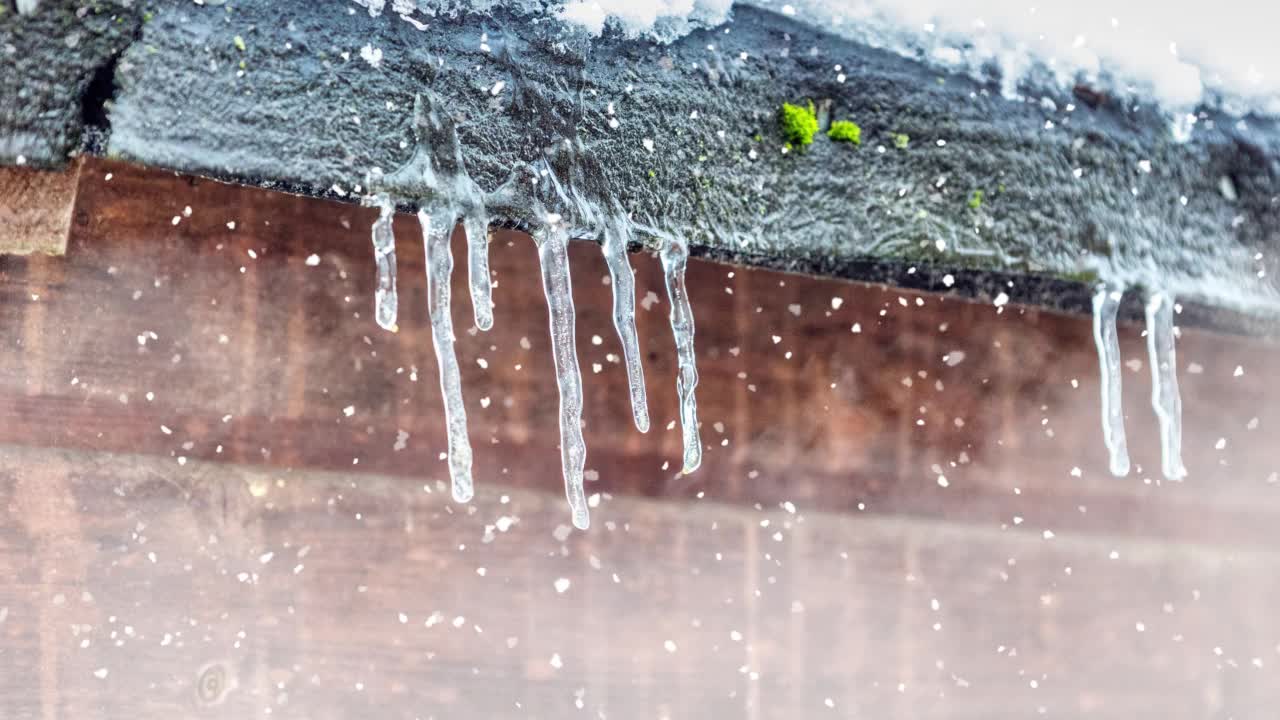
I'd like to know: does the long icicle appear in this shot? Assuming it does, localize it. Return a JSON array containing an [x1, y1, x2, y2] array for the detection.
[[419, 208, 475, 503], [534, 219, 590, 529], [601, 221, 650, 433], [659, 235, 702, 473], [370, 195, 398, 332], [463, 212, 494, 331], [1091, 283, 1131, 476], [1146, 291, 1187, 480]]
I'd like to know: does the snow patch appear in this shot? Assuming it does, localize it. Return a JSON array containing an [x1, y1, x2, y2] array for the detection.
[[356, 0, 1280, 115]]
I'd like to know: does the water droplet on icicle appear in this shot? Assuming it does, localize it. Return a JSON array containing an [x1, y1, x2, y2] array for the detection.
[[419, 208, 475, 502], [601, 217, 650, 433], [534, 218, 591, 529], [659, 235, 702, 473], [1091, 283, 1130, 477], [1145, 291, 1186, 480], [370, 195, 398, 332]]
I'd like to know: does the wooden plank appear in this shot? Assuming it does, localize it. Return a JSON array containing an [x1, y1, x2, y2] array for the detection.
[[5, 158, 1276, 545], [1, 157, 1279, 717], [1, 444, 1278, 719], [0, 159, 81, 255]]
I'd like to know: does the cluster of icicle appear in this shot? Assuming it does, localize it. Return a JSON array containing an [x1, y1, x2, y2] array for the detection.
[[369, 99, 1197, 514], [363, 94, 700, 530], [1091, 283, 1187, 481]]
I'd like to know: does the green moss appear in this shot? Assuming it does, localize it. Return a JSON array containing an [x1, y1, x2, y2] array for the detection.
[[968, 189, 985, 210], [891, 132, 910, 150], [828, 120, 862, 145], [778, 101, 819, 147]]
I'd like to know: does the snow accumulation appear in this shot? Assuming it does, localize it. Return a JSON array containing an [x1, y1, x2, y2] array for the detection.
[[357, 0, 1280, 116]]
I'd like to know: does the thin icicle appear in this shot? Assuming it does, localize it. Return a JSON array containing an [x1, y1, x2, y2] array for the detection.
[[534, 219, 590, 530], [370, 195, 398, 332], [1091, 283, 1131, 477], [659, 235, 702, 474], [463, 213, 494, 331], [601, 221, 650, 433], [1146, 291, 1187, 480], [419, 208, 475, 503]]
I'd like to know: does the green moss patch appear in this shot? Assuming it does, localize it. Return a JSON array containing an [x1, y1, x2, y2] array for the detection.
[[778, 101, 818, 147], [828, 120, 862, 145]]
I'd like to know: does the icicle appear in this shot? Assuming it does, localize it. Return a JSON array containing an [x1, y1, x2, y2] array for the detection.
[[418, 208, 475, 503], [1091, 283, 1131, 477], [534, 218, 591, 530], [601, 220, 650, 433], [370, 195, 398, 332], [659, 235, 702, 474], [463, 213, 494, 331], [1145, 291, 1187, 481], [373, 92, 489, 332]]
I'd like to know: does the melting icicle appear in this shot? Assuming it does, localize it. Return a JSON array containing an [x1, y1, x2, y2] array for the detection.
[[601, 220, 650, 433], [370, 195, 398, 332], [1091, 283, 1131, 477], [463, 213, 494, 331], [1146, 292, 1187, 481], [659, 235, 702, 473], [374, 93, 491, 332], [534, 219, 591, 530], [419, 208, 475, 502]]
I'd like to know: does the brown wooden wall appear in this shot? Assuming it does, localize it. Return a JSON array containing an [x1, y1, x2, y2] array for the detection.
[[1, 159, 1278, 719]]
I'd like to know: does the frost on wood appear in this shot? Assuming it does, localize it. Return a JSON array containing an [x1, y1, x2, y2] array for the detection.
[[660, 234, 702, 474], [1091, 283, 1130, 477], [419, 207, 475, 503], [1146, 292, 1187, 481], [601, 216, 650, 433], [369, 194, 399, 332], [534, 219, 591, 530]]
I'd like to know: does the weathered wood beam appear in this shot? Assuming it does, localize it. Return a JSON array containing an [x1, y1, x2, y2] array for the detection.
[[0, 0, 138, 164], [3, 0, 1278, 321]]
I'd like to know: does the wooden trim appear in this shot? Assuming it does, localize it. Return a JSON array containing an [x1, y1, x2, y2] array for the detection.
[[0, 158, 81, 256]]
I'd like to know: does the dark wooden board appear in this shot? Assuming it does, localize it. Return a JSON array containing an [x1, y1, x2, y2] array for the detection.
[[1, 158, 1277, 545], [0, 158, 1279, 718]]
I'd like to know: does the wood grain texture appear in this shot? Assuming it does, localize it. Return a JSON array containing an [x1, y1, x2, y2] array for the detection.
[[2, 445, 1279, 719], [0, 159, 80, 256], [0, 158, 1279, 718]]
